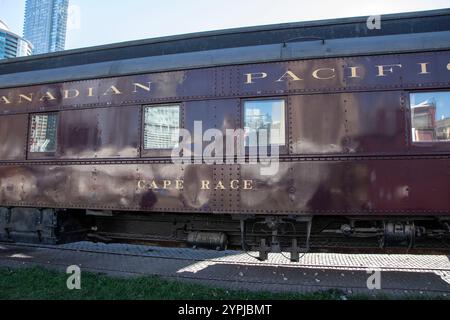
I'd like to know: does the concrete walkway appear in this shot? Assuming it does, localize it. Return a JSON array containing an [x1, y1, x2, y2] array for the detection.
[[0, 242, 449, 298]]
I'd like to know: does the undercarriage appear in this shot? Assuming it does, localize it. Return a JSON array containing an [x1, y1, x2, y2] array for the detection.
[[1, 207, 449, 261]]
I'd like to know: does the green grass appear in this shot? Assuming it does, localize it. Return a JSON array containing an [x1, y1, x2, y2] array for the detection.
[[0, 267, 446, 300]]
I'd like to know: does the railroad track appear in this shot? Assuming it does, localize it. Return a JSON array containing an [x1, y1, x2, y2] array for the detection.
[[2, 241, 450, 274], [2, 241, 450, 296]]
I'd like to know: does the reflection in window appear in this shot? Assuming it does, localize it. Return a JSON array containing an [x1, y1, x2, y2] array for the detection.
[[144, 105, 180, 150], [244, 100, 286, 147], [411, 92, 450, 142], [29, 113, 58, 153]]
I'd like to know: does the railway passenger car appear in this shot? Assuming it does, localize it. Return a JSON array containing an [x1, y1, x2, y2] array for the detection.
[[0, 9, 449, 261]]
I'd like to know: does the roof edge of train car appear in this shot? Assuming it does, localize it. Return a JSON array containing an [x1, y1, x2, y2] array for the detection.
[[1, 8, 450, 88]]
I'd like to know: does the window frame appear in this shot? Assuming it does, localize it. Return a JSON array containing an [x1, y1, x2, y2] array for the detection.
[[241, 97, 289, 155], [27, 111, 59, 160], [141, 103, 183, 158], [409, 90, 450, 146]]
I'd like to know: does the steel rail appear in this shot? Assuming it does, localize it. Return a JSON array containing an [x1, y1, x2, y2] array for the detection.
[[2, 242, 450, 273]]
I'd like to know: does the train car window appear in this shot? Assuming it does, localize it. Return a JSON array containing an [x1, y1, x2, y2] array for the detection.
[[143, 105, 180, 150], [29, 113, 58, 153], [244, 99, 286, 147], [411, 92, 450, 143]]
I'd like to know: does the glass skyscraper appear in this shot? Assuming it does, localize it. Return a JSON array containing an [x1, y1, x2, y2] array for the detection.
[[0, 19, 33, 60], [23, 0, 69, 55]]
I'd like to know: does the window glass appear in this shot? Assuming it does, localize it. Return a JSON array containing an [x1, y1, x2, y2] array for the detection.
[[144, 105, 180, 150], [29, 113, 58, 153], [244, 100, 286, 147], [411, 92, 450, 142]]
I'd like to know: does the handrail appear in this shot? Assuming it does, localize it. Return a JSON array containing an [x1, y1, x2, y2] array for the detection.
[[283, 36, 326, 47]]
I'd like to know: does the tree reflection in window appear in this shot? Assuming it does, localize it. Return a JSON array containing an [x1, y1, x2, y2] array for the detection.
[[29, 113, 58, 153], [144, 105, 180, 150], [411, 92, 450, 142]]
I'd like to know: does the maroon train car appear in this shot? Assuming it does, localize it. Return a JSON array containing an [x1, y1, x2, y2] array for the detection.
[[0, 10, 449, 260]]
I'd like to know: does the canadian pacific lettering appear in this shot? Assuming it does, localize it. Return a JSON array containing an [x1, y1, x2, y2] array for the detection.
[[0, 82, 152, 105], [243, 62, 446, 84], [1, 59, 448, 106]]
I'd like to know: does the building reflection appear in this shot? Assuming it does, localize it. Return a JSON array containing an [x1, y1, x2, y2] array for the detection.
[[436, 116, 450, 141], [411, 93, 450, 142]]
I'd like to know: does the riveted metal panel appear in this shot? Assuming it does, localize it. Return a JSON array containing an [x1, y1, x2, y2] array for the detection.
[[88, 164, 138, 210], [182, 164, 213, 212], [286, 58, 346, 93], [98, 69, 216, 104], [289, 161, 336, 214], [0, 70, 217, 115], [95, 106, 140, 158], [184, 100, 217, 158], [211, 164, 241, 213], [0, 165, 27, 204], [290, 91, 407, 155], [399, 51, 450, 87], [0, 165, 68, 208], [25, 165, 67, 207], [0, 114, 28, 160], [0, 83, 62, 115], [341, 55, 403, 90], [177, 69, 216, 99], [58, 109, 98, 159], [214, 66, 240, 97], [288, 160, 388, 214], [238, 62, 290, 96], [236, 158, 450, 215], [0, 48, 449, 219], [342, 91, 407, 154], [0, 157, 448, 215], [239, 162, 294, 214], [59, 106, 140, 159], [64, 165, 95, 208], [98, 75, 151, 106], [184, 99, 240, 158], [32, 83, 64, 112], [290, 93, 347, 154], [434, 51, 450, 84], [214, 99, 241, 133], [61, 80, 101, 108], [136, 163, 185, 211], [215, 99, 241, 158], [1, 51, 449, 116], [407, 158, 450, 212]]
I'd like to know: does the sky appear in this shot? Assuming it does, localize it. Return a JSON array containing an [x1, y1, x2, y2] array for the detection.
[[0, 0, 449, 50]]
